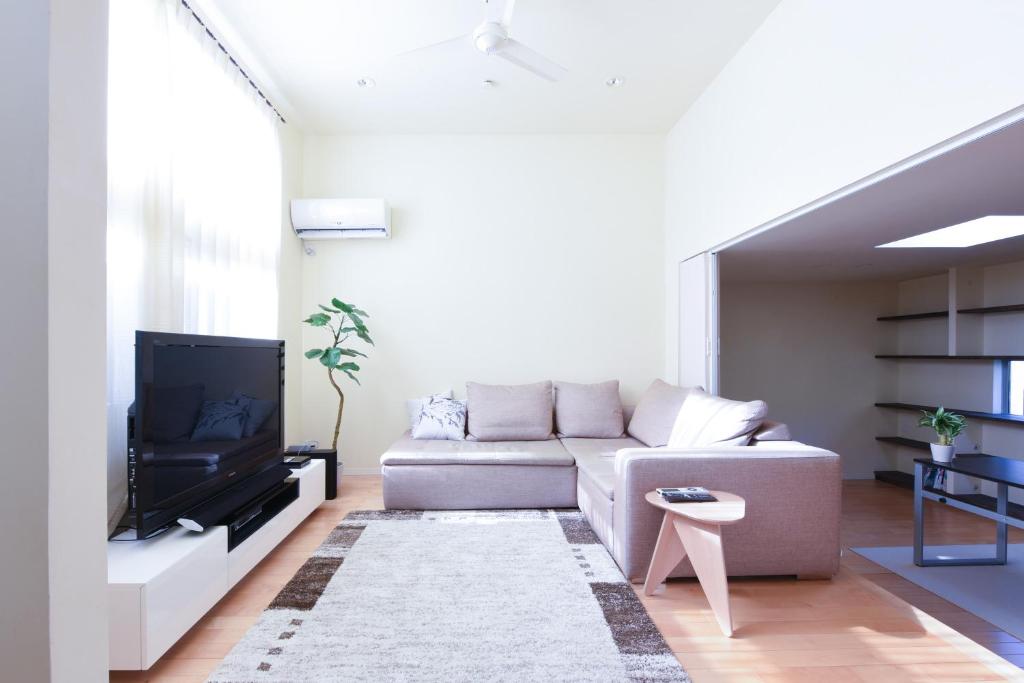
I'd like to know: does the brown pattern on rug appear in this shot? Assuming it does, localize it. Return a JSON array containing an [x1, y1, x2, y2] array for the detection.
[[267, 557, 343, 611], [322, 524, 365, 548], [590, 582, 675, 656], [555, 509, 602, 544]]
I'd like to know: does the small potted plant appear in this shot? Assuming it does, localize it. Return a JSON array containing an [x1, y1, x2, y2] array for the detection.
[[917, 407, 967, 463]]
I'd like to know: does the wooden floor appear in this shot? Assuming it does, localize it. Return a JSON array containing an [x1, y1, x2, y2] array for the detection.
[[112, 477, 1024, 682]]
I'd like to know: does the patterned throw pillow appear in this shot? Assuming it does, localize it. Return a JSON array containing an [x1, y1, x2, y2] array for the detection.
[[405, 390, 454, 429], [411, 396, 467, 441]]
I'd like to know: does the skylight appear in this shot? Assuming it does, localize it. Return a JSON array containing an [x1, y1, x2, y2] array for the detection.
[[876, 215, 1024, 248]]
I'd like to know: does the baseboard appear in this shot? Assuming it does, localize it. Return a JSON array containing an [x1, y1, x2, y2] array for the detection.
[[343, 467, 380, 476]]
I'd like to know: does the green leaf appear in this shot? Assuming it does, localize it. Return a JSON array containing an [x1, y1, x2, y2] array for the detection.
[[338, 327, 358, 334], [320, 347, 342, 367], [356, 328, 375, 346], [351, 307, 369, 318], [304, 348, 324, 359], [331, 298, 354, 314], [348, 311, 366, 328], [338, 362, 360, 372], [342, 369, 360, 385], [319, 304, 340, 314], [303, 312, 332, 327], [338, 348, 367, 358]]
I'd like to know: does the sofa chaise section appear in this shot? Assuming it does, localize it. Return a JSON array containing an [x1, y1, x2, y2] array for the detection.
[[600, 440, 842, 581], [381, 433, 577, 509]]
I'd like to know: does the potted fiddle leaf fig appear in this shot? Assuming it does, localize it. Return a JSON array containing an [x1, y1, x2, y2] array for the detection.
[[918, 406, 967, 464], [303, 298, 374, 451]]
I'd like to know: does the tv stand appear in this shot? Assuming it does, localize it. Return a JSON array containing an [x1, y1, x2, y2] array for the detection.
[[107, 460, 325, 670], [227, 478, 298, 550]]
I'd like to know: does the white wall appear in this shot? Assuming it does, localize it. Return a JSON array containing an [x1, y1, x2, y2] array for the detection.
[[719, 281, 896, 478], [299, 134, 665, 471], [0, 1, 54, 678], [0, 1, 109, 680], [665, 0, 1024, 382], [48, 0, 111, 679]]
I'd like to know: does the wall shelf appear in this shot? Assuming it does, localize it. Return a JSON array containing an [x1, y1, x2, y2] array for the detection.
[[875, 354, 1024, 361], [876, 436, 995, 457], [958, 304, 1024, 315], [875, 402, 1024, 425], [874, 470, 915, 489], [877, 303, 1024, 321], [876, 436, 929, 450], [877, 311, 948, 322]]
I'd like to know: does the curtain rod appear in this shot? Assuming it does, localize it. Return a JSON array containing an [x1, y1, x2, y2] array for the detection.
[[180, 0, 287, 124]]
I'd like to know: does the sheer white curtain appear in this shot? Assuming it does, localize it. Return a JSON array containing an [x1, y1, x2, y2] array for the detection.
[[106, 0, 282, 528]]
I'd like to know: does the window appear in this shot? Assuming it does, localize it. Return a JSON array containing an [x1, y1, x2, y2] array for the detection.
[[106, 0, 283, 527], [1010, 361, 1024, 416]]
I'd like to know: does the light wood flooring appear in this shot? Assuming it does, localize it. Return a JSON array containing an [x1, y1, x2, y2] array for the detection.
[[111, 477, 1024, 682]]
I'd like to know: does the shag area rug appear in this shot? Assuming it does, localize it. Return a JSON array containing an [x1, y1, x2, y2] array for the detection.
[[209, 509, 689, 682]]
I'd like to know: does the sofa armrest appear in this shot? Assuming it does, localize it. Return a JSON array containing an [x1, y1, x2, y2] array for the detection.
[[610, 443, 841, 581]]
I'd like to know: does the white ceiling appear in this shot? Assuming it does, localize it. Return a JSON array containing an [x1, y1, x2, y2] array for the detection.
[[720, 117, 1024, 284], [203, 0, 780, 134]]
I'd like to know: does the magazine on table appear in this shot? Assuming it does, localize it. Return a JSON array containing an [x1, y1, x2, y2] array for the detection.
[[656, 487, 718, 503]]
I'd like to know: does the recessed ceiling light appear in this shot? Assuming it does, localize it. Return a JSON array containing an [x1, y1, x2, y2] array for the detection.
[[876, 216, 1024, 248], [605, 76, 624, 88], [356, 78, 376, 88]]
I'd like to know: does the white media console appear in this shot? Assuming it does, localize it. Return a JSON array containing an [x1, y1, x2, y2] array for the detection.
[[107, 460, 326, 670]]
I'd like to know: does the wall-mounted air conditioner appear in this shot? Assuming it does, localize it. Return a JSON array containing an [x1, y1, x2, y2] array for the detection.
[[290, 198, 391, 240]]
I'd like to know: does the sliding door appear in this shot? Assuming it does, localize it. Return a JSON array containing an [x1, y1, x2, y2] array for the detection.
[[678, 252, 719, 393]]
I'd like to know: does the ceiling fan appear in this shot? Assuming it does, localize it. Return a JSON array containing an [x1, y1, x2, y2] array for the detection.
[[399, 0, 568, 82]]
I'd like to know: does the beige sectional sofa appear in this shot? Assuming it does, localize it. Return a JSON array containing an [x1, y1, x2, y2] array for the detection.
[[380, 381, 842, 581]]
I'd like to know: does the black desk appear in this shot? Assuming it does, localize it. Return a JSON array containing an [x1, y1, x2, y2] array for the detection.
[[913, 455, 1024, 567]]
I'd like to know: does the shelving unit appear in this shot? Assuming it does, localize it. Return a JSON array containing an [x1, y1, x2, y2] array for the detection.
[[872, 272, 1024, 491]]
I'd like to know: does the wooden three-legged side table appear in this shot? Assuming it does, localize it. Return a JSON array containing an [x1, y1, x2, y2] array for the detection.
[[642, 490, 746, 637]]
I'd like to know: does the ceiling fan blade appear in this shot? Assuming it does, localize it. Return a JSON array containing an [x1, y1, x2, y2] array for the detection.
[[484, 0, 516, 26], [495, 39, 567, 82], [393, 33, 471, 60]]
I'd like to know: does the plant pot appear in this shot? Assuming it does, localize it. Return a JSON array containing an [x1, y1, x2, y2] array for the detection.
[[930, 443, 955, 463]]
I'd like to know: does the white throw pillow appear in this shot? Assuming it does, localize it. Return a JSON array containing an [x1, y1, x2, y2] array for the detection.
[[411, 396, 467, 441], [627, 379, 701, 447], [667, 390, 767, 448], [405, 390, 454, 429]]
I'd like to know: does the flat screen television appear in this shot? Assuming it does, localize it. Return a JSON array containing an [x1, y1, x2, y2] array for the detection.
[[126, 331, 285, 539]]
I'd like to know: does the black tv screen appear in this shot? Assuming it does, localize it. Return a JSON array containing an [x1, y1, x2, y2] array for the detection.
[[128, 331, 285, 538]]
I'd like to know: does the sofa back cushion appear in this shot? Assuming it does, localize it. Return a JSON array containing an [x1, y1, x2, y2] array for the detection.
[[553, 380, 624, 438], [466, 381, 554, 441], [668, 389, 767, 448], [627, 379, 698, 447], [751, 420, 791, 441]]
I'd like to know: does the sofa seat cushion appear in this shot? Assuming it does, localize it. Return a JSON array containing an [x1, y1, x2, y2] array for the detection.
[[381, 432, 574, 466], [560, 436, 645, 500]]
